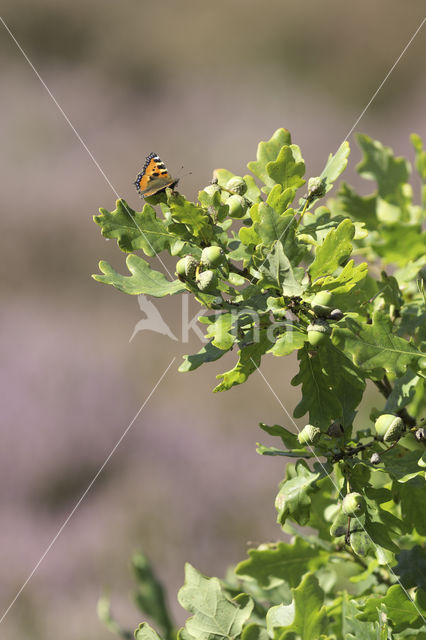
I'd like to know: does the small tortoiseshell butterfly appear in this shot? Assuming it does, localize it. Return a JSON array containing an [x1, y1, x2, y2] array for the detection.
[[134, 153, 179, 197]]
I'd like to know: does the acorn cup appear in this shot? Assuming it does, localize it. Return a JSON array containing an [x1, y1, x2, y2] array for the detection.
[[184, 255, 198, 280], [196, 269, 218, 292], [307, 319, 331, 347], [374, 414, 405, 443], [298, 424, 321, 446], [227, 176, 247, 195], [311, 291, 333, 317]]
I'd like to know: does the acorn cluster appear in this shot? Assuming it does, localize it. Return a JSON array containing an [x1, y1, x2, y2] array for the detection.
[[175, 246, 226, 292], [307, 291, 343, 347], [204, 176, 252, 218]]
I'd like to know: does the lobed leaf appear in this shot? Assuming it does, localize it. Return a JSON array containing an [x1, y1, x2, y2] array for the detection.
[[93, 255, 186, 296]]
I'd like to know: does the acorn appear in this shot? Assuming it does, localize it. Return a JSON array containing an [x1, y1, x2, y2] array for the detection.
[[330, 507, 348, 537], [200, 246, 224, 269], [374, 414, 404, 443], [342, 492, 365, 517], [196, 269, 218, 292], [329, 308, 344, 321], [370, 452, 380, 465], [311, 291, 333, 316], [175, 258, 187, 280], [226, 194, 248, 219], [184, 255, 198, 280], [307, 319, 331, 347], [328, 421, 343, 438], [307, 176, 325, 199], [203, 184, 221, 198], [298, 424, 321, 446], [227, 176, 247, 195]]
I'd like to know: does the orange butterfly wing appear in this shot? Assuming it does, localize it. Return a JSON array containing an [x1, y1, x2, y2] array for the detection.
[[134, 153, 178, 197]]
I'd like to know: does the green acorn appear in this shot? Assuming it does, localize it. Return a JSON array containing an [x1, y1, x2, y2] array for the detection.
[[227, 176, 247, 195], [298, 424, 321, 446], [196, 269, 218, 292], [203, 184, 221, 198], [226, 194, 249, 219], [374, 414, 404, 443], [175, 258, 187, 280], [184, 255, 198, 280], [200, 246, 224, 269], [330, 507, 348, 537], [311, 291, 332, 316], [307, 319, 331, 347], [342, 492, 365, 517]]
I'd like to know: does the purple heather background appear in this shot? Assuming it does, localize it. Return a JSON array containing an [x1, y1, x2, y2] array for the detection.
[[0, 1, 425, 637]]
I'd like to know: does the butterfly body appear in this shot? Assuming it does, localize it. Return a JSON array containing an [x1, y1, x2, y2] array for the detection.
[[134, 152, 179, 197]]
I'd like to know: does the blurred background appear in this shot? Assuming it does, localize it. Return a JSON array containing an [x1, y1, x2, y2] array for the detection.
[[0, 1, 425, 637]]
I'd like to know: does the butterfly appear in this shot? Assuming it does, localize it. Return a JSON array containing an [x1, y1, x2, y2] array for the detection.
[[134, 152, 179, 197]]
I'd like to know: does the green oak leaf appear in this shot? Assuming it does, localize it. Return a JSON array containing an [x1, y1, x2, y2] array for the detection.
[[399, 477, 426, 535], [201, 313, 236, 351], [309, 218, 355, 280], [179, 341, 229, 373], [254, 204, 295, 248], [393, 546, 426, 591], [266, 145, 306, 192], [132, 553, 174, 640], [266, 184, 296, 214], [332, 311, 424, 376], [240, 624, 269, 640], [372, 223, 426, 267], [258, 423, 304, 451], [320, 141, 350, 186], [93, 255, 186, 296], [267, 574, 327, 640], [214, 330, 272, 392], [275, 460, 323, 527], [235, 538, 327, 589], [94, 199, 180, 255], [384, 368, 420, 413], [291, 347, 342, 430], [336, 182, 378, 230], [309, 260, 370, 312], [372, 450, 425, 485], [258, 242, 304, 296], [247, 128, 292, 188], [268, 328, 308, 357], [135, 623, 164, 640], [357, 584, 424, 632], [177, 564, 253, 640], [340, 596, 376, 639], [318, 342, 365, 427], [169, 194, 213, 240], [356, 134, 410, 201]]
